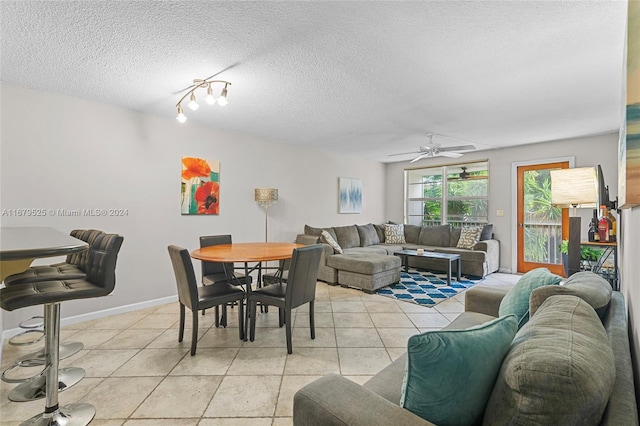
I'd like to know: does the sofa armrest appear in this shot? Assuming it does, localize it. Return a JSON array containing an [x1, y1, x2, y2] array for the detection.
[[465, 286, 509, 317], [474, 239, 500, 273], [296, 234, 320, 245], [293, 374, 435, 426]]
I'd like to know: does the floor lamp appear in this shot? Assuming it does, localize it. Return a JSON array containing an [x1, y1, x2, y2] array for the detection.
[[550, 167, 598, 277], [255, 188, 278, 242]]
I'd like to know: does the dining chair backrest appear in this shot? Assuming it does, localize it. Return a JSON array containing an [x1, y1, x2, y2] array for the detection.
[[168, 245, 198, 312], [84, 233, 124, 294], [285, 245, 323, 309], [199, 234, 233, 276]]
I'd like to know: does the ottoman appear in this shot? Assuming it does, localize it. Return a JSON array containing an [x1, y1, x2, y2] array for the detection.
[[327, 253, 401, 293]]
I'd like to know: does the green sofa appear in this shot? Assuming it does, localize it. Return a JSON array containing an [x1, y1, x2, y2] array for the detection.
[[293, 272, 638, 426]]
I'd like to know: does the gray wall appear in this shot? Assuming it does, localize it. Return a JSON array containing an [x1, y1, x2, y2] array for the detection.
[[0, 85, 387, 330], [384, 133, 620, 273]]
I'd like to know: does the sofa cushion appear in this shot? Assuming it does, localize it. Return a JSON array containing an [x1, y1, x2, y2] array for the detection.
[[321, 230, 343, 254], [530, 271, 612, 320], [450, 227, 462, 247], [400, 315, 518, 426], [456, 226, 483, 249], [384, 224, 406, 244], [356, 223, 380, 247], [403, 224, 422, 244], [334, 225, 360, 249], [418, 224, 451, 247], [305, 224, 337, 242], [484, 295, 616, 426], [373, 224, 386, 243], [326, 253, 401, 275], [498, 267, 562, 328], [480, 223, 493, 240]]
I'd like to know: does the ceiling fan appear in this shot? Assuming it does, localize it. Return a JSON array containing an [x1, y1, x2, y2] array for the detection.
[[389, 132, 476, 163]]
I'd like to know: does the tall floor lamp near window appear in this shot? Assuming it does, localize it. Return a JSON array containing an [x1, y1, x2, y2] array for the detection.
[[550, 167, 598, 277], [255, 188, 278, 242]]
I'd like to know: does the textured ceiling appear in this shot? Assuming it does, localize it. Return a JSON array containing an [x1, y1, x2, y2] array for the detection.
[[0, 1, 628, 162]]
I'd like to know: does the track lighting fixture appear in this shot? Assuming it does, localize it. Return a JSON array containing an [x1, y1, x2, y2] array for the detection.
[[176, 78, 231, 123]]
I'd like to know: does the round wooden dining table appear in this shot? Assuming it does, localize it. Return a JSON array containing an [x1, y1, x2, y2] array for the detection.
[[190, 242, 303, 340]]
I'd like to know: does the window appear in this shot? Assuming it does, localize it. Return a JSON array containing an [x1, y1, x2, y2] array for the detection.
[[406, 161, 489, 227]]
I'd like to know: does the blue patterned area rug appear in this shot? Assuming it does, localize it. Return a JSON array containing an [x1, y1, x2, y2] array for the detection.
[[375, 268, 482, 307]]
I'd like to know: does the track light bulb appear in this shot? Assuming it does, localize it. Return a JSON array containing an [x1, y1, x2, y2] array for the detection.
[[187, 92, 199, 110], [205, 84, 216, 105], [176, 105, 187, 123], [217, 84, 229, 106]]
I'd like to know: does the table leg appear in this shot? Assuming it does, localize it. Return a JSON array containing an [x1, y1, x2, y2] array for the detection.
[[456, 258, 461, 282], [446, 260, 451, 287], [243, 262, 250, 341]]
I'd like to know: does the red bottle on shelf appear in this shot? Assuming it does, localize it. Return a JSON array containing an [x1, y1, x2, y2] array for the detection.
[[598, 205, 610, 242]]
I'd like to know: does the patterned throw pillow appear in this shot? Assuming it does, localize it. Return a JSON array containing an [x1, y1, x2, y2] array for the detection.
[[321, 230, 343, 254], [384, 224, 406, 244], [456, 227, 482, 249]]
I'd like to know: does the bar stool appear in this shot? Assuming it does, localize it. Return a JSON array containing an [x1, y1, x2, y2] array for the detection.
[[0, 233, 123, 425]]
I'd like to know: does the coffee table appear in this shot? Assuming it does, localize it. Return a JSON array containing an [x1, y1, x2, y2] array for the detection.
[[394, 249, 461, 286]]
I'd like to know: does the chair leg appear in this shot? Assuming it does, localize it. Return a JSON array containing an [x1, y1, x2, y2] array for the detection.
[[279, 308, 285, 328], [285, 308, 293, 354], [178, 303, 185, 343], [309, 300, 315, 340], [214, 305, 220, 327], [221, 303, 228, 327], [249, 300, 257, 342], [238, 299, 245, 340], [190, 309, 198, 356]]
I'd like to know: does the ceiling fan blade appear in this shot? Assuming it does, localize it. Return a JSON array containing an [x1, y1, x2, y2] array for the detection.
[[410, 153, 430, 163], [437, 151, 463, 158], [439, 144, 476, 152], [388, 151, 421, 157]]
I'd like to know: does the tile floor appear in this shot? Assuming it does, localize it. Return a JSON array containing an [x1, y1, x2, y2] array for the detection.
[[0, 273, 519, 425]]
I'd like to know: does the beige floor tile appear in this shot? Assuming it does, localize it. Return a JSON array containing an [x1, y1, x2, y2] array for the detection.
[[386, 347, 407, 361], [81, 376, 162, 419], [132, 375, 221, 418], [343, 375, 374, 385], [124, 420, 196, 425], [112, 349, 187, 376], [198, 418, 272, 426], [363, 298, 403, 313], [227, 347, 286, 376], [283, 348, 339, 375], [396, 301, 433, 313], [198, 328, 245, 348], [443, 312, 462, 322], [291, 327, 336, 348], [406, 312, 451, 328], [82, 312, 148, 330], [98, 328, 165, 350], [331, 300, 367, 313], [61, 349, 138, 377], [251, 310, 290, 328], [152, 302, 182, 314], [332, 313, 374, 328], [62, 329, 121, 349], [335, 328, 383, 348], [170, 348, 239, 376], [369, 312, 415, 328], [204, 375, 280, 417], [338, 347, 391, 375], [274, 375, 321, 417], [377, 327, 419, 348], [90, 420, 126, 426], [293, 312, 334, 328], [245, 328, 288, 348], [271, 418, 293, 426], [128, 314, 179, 329], [145, 327, 206, 349], [433, 298, 465, 314]]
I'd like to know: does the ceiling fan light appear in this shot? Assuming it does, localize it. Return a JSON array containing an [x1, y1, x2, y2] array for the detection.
[[176, 105, 187, 123], [187, 92, 199, 110], [217, 84, 228, 106]]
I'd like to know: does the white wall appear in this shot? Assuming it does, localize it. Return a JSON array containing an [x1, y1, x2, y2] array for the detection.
[[385, 133, 620, 273], [0, 85, 387, 329]]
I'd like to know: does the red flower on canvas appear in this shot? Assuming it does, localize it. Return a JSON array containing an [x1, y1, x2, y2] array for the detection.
[[195, 181, 219, 214], [182, 157, 212, 180]]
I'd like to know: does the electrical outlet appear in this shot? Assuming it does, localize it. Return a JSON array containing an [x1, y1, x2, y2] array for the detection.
[[496, 209, 504, 217]]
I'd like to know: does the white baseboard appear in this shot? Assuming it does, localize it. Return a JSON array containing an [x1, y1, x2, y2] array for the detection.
[[0, 295, 177, 365]]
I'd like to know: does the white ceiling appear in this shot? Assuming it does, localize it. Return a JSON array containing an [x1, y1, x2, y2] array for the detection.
[[0, 1, 628, 163]]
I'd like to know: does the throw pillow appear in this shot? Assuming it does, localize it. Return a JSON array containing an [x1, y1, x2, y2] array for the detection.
[[480, 224, 493, 241], [384, 224, 406, 244], [321, 230, 343, 254], [400, 315, 518, 426], [403, 224, 422, 244], [484, 295, 616, 426], [356, 223, 380, 246], [530, 271, 612, 320], [449, 227, 462, 247], [498, 267, 562, 328], [333, 225, 360, 249], [373, 224, 386, 243], [456, 227, 482, 249]]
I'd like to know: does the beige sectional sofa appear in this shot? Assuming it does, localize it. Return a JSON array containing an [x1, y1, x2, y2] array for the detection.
[[301, 223, 500, 292]]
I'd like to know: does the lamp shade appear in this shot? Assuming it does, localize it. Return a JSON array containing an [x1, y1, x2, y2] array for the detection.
[[550, 167, 598, 208], [255, 188, 278, 206]]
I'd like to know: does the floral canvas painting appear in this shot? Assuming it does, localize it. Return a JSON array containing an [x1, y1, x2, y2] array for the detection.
[[181, 157, 220, 215]]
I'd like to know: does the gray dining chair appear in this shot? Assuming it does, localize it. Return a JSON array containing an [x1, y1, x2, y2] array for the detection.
[[199, 234, 253, 325], [168, 245, 245, 355], [248, 245, 322, 354]]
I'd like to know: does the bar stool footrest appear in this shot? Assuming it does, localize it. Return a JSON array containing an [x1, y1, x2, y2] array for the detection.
[[9, 329, 45, 346], [9, 367, 85, 402]]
